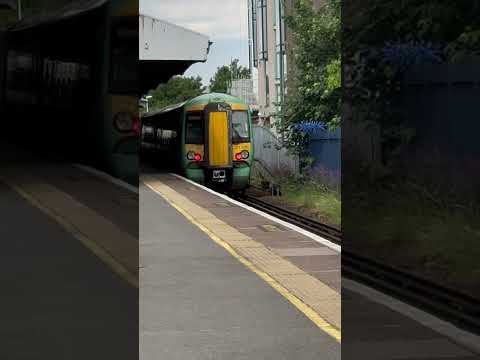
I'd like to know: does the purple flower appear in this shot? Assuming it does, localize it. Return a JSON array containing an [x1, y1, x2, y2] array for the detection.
[[293, 121, 327, 134], [381, 40, 445, 72]]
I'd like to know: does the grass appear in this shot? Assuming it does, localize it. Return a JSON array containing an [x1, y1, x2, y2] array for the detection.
[[250, 164, 341, 228], [278, 179, 341, 227], [347, 172, 480, 298], [252, 157, 480, 297]]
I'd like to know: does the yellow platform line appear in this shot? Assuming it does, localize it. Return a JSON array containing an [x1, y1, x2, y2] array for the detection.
[[2, 179, 138, 288], [143, 179, 341, 342]]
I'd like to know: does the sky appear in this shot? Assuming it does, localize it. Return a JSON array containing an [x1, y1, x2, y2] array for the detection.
[[140, 0, 252, 87]]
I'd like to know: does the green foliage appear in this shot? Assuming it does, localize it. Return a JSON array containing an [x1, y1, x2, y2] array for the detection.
[[345, 0, 480, 165], [342, 0, 480, 299], [345, 0, 480, 61], [324, 57, 341, 92], [280, 0, 341, 153], [146, 76, 206, 113], [209, 59, 250, 94]]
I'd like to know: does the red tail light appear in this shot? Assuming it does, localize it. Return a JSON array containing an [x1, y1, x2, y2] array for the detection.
[[235, 150, 249, 160], [132, 117, 140, 136], [187, 152, 202, 161]]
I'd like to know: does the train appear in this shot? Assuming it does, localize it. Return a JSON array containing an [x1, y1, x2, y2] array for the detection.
[[140, 93, 253, 192], [1, 0, 139, 185]]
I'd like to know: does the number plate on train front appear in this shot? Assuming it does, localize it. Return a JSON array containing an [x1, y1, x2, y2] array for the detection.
[[212, 170, 226, 182]]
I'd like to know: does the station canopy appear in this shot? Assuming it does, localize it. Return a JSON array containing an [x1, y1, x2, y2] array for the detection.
[[141, 101, 187, 119], [5, 4, 211, 93], [8, 0, 108, 31], [140, 15, 211, 91]]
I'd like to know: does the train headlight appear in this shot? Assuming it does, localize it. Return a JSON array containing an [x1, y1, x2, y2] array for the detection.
[[187, 152, 202, 161], [235, 150, 249, 160], [113, 112, 134, 132]]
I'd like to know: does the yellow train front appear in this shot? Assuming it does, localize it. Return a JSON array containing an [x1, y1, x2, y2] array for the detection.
[[141, 93, 253, 192]]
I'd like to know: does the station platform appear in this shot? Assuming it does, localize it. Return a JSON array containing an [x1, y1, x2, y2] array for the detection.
[[343, 280, 480, 359], [0, 141, 138, 359], [140, 171, 480, 360], [140, 171, 341, 359]]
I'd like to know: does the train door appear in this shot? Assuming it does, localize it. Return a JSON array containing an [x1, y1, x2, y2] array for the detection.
[[204, 102, 233, 184]]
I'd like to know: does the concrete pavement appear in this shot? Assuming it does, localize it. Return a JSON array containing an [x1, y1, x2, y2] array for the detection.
[[0, 181, 138, 359], [0, 141, 138, 359], [140, 176, 340, 360], [342, 281, 480, 359]]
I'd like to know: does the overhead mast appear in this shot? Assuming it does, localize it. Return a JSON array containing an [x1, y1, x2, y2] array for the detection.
[[17, 0, 21, 19]]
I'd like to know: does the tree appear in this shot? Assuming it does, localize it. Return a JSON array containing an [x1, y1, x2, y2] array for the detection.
[[209, 59, 250, 94], [280, 0, 341, 153], [345, 0, 480, 62], [145, 76, 206, 113], [343, 0, 480, 165]]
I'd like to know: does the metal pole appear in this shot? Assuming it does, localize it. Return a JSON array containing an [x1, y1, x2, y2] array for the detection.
[[143, 95, 152, 113], [279, 0, 286, 142], [17, 0, 22, 20], [247, 0, 253, 75]]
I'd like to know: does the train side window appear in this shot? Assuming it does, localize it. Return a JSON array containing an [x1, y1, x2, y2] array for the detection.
[[156, 128, 177, 145], [186, 113, 204, 144], [142, 125, 154, 142], [232, 111, 250, 143], [6, 51, 35, 104]]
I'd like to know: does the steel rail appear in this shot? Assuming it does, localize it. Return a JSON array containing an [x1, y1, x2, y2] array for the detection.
[[237, 194, 342, 243]]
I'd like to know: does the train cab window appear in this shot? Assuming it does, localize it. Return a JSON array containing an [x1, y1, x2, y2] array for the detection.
[[232, 111, 250, 143], [186, 113, 204, 144]]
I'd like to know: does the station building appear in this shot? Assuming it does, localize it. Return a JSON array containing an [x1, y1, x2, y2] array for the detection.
[[248, 0, 325, 129]]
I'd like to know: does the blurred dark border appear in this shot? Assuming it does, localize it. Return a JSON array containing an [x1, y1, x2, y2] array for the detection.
[[342, 0, 480, 356]]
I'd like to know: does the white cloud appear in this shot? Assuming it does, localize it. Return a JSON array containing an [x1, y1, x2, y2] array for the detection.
[[140, 0, 248, 40]]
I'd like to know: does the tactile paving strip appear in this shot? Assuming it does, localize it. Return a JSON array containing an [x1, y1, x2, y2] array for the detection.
[[1, 171, 138, 287]]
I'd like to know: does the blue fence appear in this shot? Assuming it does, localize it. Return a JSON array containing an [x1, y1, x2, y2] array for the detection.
[[402, 64, 480, 156], [308, 128, 341, 172]]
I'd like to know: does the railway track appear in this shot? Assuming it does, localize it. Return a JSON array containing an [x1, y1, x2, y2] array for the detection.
[[235, 194, 480, 334], [238, 194, 342, 243], [343, 250, 480, 333]]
